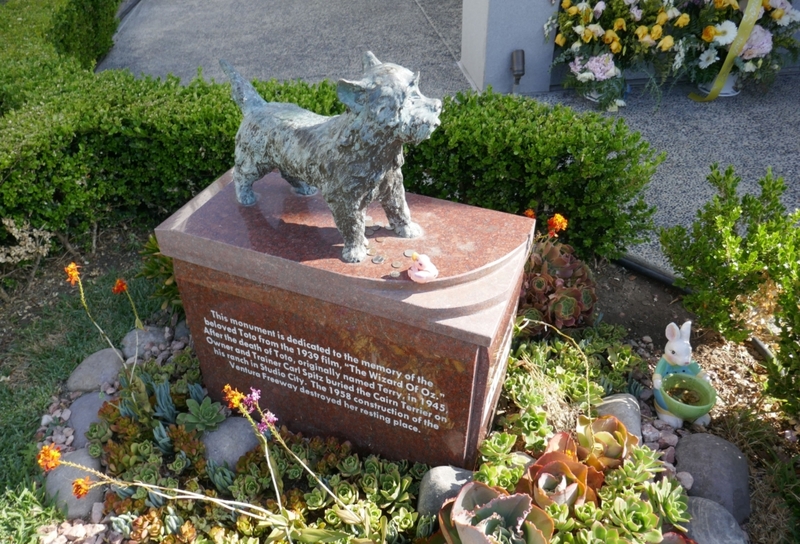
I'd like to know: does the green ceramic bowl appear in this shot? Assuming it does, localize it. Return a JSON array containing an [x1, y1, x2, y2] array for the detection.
[[659, 373, 716, 421]]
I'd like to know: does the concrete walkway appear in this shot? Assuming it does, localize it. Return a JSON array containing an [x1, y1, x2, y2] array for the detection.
[[98, 0, 799, 272]]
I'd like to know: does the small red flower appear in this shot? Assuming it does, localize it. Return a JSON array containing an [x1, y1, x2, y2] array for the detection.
[[37, 444, 62, 472], [524, 209, 536, 219], [112, 278, 128, 294], [64, 263, 81, 286], [72, 476, 92, 499], [547, 214, 569, 237]]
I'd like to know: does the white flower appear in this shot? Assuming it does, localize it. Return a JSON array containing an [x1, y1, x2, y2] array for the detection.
[[593, 1, 607, 18], [743, 61, 757, 72], [623, 0, 637, 5], [777, 8, 800, 26], [573, 25, 586, 36], [769, 0, 791, 9], [714, 21, 738, 46], [576, 72, 595, 82], [630, 6, 643, 20], [672, 39, 687, 70], [587, 23, 605, 37], [571, 41, 583, 51], [666, 7, 680, 19], [576, 2, 591, 12], [699, 47, 719, 69]]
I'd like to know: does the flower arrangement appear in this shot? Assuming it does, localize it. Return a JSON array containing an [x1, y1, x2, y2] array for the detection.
[[547, 0, 689, 109], [671, 0, 800, 88]]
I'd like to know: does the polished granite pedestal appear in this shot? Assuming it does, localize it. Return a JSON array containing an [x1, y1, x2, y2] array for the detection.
[[156, 170, 535, 467]]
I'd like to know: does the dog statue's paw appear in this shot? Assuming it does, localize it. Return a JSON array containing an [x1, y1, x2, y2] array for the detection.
[[341, 245, 367, 263], [236, 188, 258, 207], [394, 221, 422, 238], [292, 182, 317, 196]]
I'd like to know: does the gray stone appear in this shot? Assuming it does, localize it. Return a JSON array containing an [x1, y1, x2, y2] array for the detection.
[[676, 433, 750, 523], [642, 422, 660, 443], [174, 320, 190, 341], [202, 417, 260, 469], [68, 392, 110, 450], [45, 449, 106, 519], [417, 465, 473, 517], [684, 497, 747, 544], [121, 326, 167, 359], [596, 393, 642, 443], [220, 52, 441, 263], [66, 349, 124, 393]]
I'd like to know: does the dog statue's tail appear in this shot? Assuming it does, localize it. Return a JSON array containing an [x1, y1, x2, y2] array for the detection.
[[219, 59, 266, 114]]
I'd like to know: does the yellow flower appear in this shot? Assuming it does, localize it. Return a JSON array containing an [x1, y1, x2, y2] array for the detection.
[[555, 33, 567, 47], [582, 28, 594, 42], [658, 35, 675, 51], [72, 477, 92, 499], [64, 262, 80, 286], [610, 39, 623, 54], [603, 29, 619, 44], [222, 384, 245, 409], [730, 0, 739, 9], [714, 0, 726, 8], [771, 8, 785, 19], [37, 444, 61, 472], [675, 13, 690, 27], [656, 10, 668, 26], [702, 25, 717, 42], [635, 25, 649, 40], [613, 18, 627, 31], [562, 0, 571, 8], [650, 24, 663, 40], [567, 5, 579, 16], [547, 214, 569, 236], [763, 0, 772, 10]]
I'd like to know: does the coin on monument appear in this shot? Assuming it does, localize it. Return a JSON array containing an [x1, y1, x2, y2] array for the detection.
[[367, 248, 376, 256], [403, 249, 415, 257], [390, 271, 400, 278], [372, 255, 385, 264], [365, 228, 374, 236], [391, 261, 402, 269], [375, 237, 384, 243]]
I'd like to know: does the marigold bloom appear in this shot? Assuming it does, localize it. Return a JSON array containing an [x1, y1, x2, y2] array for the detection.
[[656, 10, 668, 25], [702, 25, 718, 42], [37, 444, 61, 472], [72, 477, 92, 498], [675, 13, 690, 27], [658, 36, 675, 51], [650, 24, 663, 40], [603, 29, 619, 44], [613, 18, 626, 31], [112, 278, 128, 295], [547, 214, 569, 236], [555, 33, 567, 47], [222, 384, 245, 409], [524, 209, 536, 219], [635, 25, 649, 40], [64, 263, 80, 286]]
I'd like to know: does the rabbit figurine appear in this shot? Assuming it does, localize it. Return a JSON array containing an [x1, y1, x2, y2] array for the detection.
[[652, 321, 711, 428]]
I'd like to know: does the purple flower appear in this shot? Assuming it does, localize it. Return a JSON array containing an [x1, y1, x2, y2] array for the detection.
[[630, 6, 642, 21], [265, 411, 278, 425], [740, 25, 772, 60], [569, 56, 585, 75], [593, 1, 606, 18], [241, 388, 261, 413], [585, 54, 618, 81]]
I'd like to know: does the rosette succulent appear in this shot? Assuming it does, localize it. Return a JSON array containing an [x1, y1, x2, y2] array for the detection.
[[175, 397, 225, 432], [575, 415, 639, 471], [439, 481, 554, 544]]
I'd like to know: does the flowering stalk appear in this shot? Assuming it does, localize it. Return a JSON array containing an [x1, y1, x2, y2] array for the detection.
[[112, 278, 144, 330]]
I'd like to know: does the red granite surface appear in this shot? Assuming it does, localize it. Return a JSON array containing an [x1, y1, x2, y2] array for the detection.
[[156, 170, 536, 467]]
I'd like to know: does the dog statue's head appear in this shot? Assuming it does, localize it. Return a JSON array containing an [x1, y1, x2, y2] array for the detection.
[[337, 52, 442, 145]]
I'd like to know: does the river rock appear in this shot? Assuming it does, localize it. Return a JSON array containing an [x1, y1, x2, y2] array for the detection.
[[596, 393, 642, 443], [66, 349, 124, 393], [203, 416, 260, 469], [684, 496, 747, 544], [68, 392, 110, 449], [45, 449, 106, 519], [121, 326, 168, 359], [676, 433, 750, 523], [417, 465, 473, 516]]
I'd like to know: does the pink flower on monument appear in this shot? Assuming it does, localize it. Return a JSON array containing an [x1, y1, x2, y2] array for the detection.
[[740, 25, 773, 59], [585, 54, 619, 81]]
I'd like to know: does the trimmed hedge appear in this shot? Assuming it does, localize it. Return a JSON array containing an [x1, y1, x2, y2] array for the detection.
[[48, 0, 121, 68], [403, 90, 663, 259]]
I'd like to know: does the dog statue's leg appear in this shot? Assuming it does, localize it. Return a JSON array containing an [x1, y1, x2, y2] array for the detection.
[[328, 196, 368, 263], [379, 169, 422, 238], [232, 145, 270, 207], [281, 171, 317, 196]]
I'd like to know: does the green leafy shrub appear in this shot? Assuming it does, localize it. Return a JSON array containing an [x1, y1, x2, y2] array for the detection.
[[403, 89, 662, 258], [48, 0, 120, 68], [659, 164, 800, 414]]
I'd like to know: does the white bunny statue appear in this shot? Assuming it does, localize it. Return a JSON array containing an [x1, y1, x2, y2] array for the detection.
[[652, 321, 711, 428]]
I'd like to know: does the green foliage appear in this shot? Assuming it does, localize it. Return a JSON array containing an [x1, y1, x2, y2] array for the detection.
[[175, 396, 225, 432], [138, 234, 183, 316], [659, 164, 800, 415], [48, 0, 120, 68], [403, 89, 662, 259]]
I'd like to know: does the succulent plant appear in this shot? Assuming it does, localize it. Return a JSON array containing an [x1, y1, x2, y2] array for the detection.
[[167, 451, 190, 475], [377, 469, 412, 509], [644, 478, 689, 531], [86, 420, 113, 443], [153, 421, 174, 455], [229, 474, 261, 502], [167, 424, 205, 462], [518, 239, 597, 335], [153, 381, 178, 424], [110, 513, 137, 538], [604, 495, 662, 543], [187, 382, 206, 405], [206, 459, 235, 494], [87, 441, 104, 458], [439, 481, 554, 544], [175, 397, 225, 432], [575, 415, 639, 472], [336, 454, 362, 477], [304, 487, 330, 511]]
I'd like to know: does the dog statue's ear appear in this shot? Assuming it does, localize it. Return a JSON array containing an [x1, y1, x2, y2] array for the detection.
[[363, 51, 382, 70], [337, 79, 367, 111]]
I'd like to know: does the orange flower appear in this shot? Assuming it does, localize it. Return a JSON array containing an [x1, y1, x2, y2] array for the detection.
[[222, 384, 245, 409], [64, 262, 80, 286], [72, 476, 92, 498], [524, 209, 536, 219], [702, 25, 717, 42], [547, 214, 569, 236], [112, 278, 128, 295], [37, 444, 61, 472]]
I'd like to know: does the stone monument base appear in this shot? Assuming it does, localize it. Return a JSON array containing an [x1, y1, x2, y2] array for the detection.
[[156, 170, 535, 468]]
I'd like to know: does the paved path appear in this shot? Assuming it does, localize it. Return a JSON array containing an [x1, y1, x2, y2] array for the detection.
[[98, 0, 800, 272]]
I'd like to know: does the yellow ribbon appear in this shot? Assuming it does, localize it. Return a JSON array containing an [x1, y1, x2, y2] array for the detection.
[[689, 0, 762, 102]]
